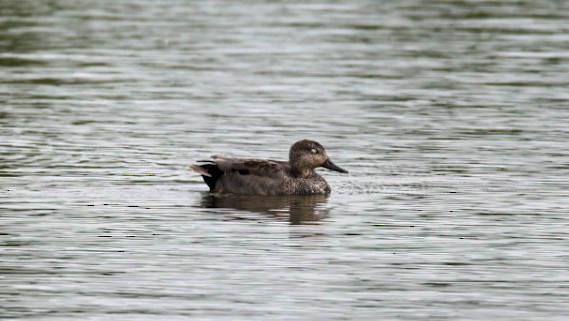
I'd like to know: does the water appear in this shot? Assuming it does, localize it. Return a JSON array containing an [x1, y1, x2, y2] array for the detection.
[[2, 1, 569, 320]]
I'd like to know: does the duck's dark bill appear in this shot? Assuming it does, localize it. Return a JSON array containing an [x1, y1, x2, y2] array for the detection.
[[322, 159, 348, 173]]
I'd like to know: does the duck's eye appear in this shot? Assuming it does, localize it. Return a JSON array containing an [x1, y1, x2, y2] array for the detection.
[[310, 148, 317, 154]]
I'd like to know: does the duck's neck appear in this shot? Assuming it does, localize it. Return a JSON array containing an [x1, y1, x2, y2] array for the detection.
[[290, 165, 314, 178]]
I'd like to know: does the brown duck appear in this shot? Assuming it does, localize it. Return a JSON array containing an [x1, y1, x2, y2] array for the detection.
[[190, 139, 348, 195]]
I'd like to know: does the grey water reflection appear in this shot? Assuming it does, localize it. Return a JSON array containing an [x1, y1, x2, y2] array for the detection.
[[200, 193, 329, 224]]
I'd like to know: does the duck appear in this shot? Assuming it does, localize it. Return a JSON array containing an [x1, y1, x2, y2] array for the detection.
[[190, 139, 348, 195]]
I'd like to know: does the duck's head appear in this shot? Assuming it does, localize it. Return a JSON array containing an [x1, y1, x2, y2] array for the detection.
[[289, 139, 348, 176]]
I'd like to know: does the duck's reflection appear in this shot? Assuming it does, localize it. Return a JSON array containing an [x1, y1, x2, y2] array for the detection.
[[200, 193, 329, 224]]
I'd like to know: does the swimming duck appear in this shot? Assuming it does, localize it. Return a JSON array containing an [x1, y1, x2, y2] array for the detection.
[[190, 139, 348, 195]]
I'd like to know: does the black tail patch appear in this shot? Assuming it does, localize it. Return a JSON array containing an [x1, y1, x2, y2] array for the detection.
[[197, 163, 223, 191]]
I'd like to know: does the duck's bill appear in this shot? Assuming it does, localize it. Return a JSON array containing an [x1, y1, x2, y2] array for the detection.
[[322, 159, 349, 173]]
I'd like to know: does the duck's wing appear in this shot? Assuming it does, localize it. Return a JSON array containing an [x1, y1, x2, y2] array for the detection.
[[209, 156, 289, 178], [190, 156, 290, 193]]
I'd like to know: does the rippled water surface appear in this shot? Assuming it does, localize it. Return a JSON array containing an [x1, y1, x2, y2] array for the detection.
[[2, 1, 569, 320]]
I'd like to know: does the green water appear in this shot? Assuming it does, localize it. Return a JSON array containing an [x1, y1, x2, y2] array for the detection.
[[2, 1, 569, 320]]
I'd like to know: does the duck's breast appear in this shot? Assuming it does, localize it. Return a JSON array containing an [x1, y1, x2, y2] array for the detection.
[[289, 175, 331, 195]]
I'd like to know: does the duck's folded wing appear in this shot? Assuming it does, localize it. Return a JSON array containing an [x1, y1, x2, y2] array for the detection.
[[209, 156, 288, 178]]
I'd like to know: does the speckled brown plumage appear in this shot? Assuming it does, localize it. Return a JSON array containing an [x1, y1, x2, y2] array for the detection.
[[190, 139, 348, 195]]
